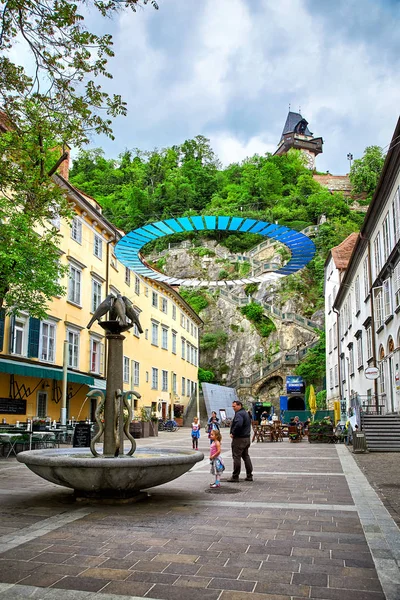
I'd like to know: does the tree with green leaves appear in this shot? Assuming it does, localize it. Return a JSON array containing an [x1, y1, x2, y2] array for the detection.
[[0, 0, 158, 316], [349, 145, 385, 202], [295, 332, 326, 385]]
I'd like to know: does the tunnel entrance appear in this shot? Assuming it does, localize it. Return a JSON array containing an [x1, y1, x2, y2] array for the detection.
[[287, 396, 305, 411]]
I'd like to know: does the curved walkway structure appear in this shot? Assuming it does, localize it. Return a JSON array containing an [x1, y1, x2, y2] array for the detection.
[[115, 216, 316, 286]]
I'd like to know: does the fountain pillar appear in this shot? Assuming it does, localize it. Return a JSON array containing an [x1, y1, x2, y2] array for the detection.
[[100, 321, 132, 457], [104, 332, 124, 456]]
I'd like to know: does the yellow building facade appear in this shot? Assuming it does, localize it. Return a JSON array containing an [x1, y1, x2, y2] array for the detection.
[[0, 171, 202, 425]]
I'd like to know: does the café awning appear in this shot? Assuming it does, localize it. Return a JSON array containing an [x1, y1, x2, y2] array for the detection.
[[0, 358, 95, 386]]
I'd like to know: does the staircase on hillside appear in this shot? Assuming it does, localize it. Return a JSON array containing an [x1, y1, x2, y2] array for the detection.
[[361, 414, 400, 452]]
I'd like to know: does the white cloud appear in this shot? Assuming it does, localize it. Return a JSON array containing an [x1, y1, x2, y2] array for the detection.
[[210, 131, 275, 166], [91, 0, 400, 173]]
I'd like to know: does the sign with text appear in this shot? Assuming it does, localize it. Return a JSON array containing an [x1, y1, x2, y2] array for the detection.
[[286, 376, 305, 393], [72, 423, 91, 448], [365, 367, 380, 380], [0, 398, 27, 414]]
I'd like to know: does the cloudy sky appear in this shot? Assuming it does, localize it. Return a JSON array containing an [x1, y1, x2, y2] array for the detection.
[[68, 0, 400, 173]]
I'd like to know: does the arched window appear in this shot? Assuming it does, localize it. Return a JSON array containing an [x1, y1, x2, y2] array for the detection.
[[388, 336, 395, 354]]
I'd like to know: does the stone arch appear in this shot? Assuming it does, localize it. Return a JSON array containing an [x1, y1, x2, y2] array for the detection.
[[379, 345, 385, 360], [256, 375, 284, 400], [253, 372, 285, 396], [388, 336, 395, 354]]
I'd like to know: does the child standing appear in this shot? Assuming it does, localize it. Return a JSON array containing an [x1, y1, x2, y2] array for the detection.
[[191, 417, 200, 449], [209, 429, 224, 488]]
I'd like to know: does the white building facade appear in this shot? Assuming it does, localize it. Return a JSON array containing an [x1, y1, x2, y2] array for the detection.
[[324, 234, 358, 412], [326, 118, 400, 418]]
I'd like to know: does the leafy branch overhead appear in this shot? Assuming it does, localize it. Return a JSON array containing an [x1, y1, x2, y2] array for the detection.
[[0, 0, 157, 317], [0, 1, 158, 144]]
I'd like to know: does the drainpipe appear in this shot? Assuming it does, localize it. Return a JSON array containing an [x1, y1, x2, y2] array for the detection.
[[333, 307, 343, 410], [60, 340, 68, 426], [364, 236, 379, 412]]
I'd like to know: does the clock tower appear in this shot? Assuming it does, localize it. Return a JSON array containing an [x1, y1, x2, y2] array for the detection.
[[274, 110, 323, 170]]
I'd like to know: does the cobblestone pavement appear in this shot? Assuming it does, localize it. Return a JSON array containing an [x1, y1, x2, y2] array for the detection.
[[352, 452, 400, 527], [0, 431, 398, 600]]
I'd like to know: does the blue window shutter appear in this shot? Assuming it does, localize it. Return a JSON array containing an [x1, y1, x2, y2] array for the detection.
[[0, 310, 5, 352], [28, 318, 41, 358]]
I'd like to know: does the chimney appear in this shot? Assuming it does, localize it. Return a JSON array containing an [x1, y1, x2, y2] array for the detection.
[[58, 144, 71, 180]]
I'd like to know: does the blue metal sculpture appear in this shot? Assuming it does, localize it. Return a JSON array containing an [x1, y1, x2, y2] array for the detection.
[[115, 216, 315, 287]]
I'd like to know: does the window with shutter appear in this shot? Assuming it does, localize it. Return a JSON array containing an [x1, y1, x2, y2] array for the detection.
[[8, 315, 15, 353], [383, 279, 392, 319], [27, 318, 41, 358], [0, 309, 5, 352], [394, 262, 400, 310], [374, 287, 384, 329]]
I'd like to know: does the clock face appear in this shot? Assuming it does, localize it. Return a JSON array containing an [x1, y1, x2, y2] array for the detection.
[[303, 151, 315, 170]]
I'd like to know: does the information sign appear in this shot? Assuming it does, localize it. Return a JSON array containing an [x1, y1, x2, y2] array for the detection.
[[286, 376, 305, 393], [365, 367, 380, 380], [72, 423, 91, 448], [0, 398, 27, 414]]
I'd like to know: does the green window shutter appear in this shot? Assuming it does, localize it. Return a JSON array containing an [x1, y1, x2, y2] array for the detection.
[[8, 315, 15, 353], [27, 318, 41, 358], [0, 309, 5, 352]]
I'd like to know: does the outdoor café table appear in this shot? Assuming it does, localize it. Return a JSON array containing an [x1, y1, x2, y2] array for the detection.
[[260, 425, 274, 442], [0, 433, 27, 457]]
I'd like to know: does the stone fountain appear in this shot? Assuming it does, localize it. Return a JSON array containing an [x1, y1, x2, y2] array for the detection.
[[17, 294, 203, 499]]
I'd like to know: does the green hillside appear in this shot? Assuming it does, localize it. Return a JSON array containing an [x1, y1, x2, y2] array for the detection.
[[70, 136, 365, 315]]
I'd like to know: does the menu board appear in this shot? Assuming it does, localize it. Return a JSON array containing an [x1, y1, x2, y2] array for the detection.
[[0, 398, 27, 414], [72, 423, 91, 448]]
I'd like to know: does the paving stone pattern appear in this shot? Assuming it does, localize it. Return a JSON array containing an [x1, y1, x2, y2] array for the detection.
[[0, 431, 397, 599]]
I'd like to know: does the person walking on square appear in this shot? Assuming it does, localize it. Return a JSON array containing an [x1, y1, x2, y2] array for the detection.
[[207, 411, 220, 445], [191, 416, 200, 449], [209, 429, 224, 488], [227, 400, 253, 482]]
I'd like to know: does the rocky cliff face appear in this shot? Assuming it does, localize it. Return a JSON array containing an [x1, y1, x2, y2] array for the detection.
[[199, 291, 317, 384], [147, 245, 320, 397]]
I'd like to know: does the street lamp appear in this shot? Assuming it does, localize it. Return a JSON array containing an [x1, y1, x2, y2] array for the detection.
[[347, 153, 353, 171], [259, 348, 264, 378]]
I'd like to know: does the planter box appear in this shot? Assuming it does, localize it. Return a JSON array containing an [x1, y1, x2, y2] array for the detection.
[[141, 421, 150, 438], [308, 433, 336, 443], [129, 422, 142, 439], [149, 422, 159, 437]]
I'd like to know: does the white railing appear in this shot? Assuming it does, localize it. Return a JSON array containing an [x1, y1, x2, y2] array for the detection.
[[144, 224, 320, 266], [219, 289, 320, 332], [228, 339, 319, 389]]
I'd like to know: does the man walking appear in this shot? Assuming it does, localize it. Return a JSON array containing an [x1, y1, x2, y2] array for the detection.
[[227, 400, 253, 482]]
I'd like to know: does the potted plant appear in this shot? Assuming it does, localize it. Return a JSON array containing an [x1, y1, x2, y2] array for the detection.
[[308, 418, 335, 443], [32, 417, 47, 431], [140, 407, 151, 438], [149, 412, 159, 437]]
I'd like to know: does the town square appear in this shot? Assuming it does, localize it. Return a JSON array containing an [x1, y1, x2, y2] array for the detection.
[[0, 1, 399, 598]]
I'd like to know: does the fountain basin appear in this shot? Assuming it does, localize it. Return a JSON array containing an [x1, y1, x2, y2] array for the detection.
[[17, 447, 204, 498]]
